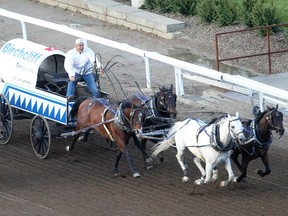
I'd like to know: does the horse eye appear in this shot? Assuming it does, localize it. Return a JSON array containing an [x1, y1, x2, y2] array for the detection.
[[231, 125, 235, 129]]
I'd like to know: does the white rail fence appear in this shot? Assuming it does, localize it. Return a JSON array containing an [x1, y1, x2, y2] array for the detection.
[[1, 8, 288, 112]]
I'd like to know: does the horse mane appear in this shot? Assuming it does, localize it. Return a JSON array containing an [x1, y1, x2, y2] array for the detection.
[[207, 114, 228, 125], [254, 108, 273, 124], [154, 86, 169, 97], [119, 101, 132, 109], [197, 114, 227, 135]]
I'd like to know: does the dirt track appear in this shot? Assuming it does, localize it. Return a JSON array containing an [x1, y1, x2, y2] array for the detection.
[[1, 1, 288, 215], [1, 117, 288, 216]]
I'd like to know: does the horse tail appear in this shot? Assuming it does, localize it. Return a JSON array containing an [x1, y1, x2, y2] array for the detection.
[[70, 96, 89, 118], [151, 122, 181, 157], [151, 139, 173, 157]]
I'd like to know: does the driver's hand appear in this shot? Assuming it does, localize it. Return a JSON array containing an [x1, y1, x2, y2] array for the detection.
[[98, 68, 104, 75], [69, 76, 75, 82]]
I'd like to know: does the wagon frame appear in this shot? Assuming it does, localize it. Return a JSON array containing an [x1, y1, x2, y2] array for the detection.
[[0, 38, 108, 159]]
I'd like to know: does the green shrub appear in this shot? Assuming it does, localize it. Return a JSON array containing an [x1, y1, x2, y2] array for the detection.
[[215, 0, 239, 26], [141, 0, 198, 16], [177, 0, 198, 16], [195, 0, 217, 23], [142, 0, 281, 33], [250, 0, 280, 35], [241, 0, 258, 27]]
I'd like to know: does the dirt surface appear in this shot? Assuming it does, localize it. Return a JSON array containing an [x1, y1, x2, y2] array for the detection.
[[1, 1, 288, 216]]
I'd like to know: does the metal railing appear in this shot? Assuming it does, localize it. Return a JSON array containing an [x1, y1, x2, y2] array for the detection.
[[215, 23, 288, 74]]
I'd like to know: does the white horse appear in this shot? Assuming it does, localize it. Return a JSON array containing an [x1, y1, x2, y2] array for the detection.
[[152, 113, 246, 187]]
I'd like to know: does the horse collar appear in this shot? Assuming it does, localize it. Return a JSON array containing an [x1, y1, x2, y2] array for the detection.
[[210, 124, 234, 152], [148, 97, 160, 118], [251, 119, 273, 147], [114, 105, 134, 133]]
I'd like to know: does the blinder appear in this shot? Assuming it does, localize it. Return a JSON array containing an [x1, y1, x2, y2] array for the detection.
[[114, 103, 144, 133]]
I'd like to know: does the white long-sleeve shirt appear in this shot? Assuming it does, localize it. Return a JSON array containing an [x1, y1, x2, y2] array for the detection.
[[64, 47, 101, 77]]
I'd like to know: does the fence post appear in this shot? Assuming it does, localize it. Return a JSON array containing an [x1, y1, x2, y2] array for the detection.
[[144, 55, 151, 89], [20, 21, 27, 40], [259, 92, 265, 111], [175, 67, 184, 96]]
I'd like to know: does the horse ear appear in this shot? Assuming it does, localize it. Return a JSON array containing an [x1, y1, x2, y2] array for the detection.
[[227, 113, 231, 118], [170, 84, 173, 90], [276, 104, 278, 109]]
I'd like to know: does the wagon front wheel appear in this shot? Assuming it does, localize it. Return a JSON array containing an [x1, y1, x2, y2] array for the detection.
[[30, 115, 51, 159], [0, 93, 13, 145]]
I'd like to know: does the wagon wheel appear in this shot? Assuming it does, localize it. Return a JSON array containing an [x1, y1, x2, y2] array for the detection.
[[0, 93, 13, 145], [30, 115, 51, 159]]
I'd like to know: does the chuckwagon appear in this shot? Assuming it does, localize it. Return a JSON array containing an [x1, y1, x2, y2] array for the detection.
[[0, 38, 108, 159]]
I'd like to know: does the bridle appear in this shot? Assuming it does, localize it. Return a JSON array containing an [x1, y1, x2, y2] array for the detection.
[[130, 106, 145, 131], [157, 90, 177, 115], [114, 103, 144, 133], [211, 117, 243, 152], [265, 108, 284, 133], [229, 117, 245, 140]]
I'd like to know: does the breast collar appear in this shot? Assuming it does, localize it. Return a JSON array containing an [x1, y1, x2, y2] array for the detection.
[[248, 120, 273, 147]]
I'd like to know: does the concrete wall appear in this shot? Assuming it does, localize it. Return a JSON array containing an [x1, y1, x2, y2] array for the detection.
[[35, 0, 186, 39]]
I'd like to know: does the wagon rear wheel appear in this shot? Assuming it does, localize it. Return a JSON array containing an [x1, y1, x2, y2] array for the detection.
[[0, 93, 13, 145], [30, 115, 51, 159]]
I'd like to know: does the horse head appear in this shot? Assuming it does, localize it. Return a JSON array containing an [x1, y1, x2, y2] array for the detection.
[[117, 102, 145, 135], [265, 105, 285, 136], [225, 112, 246, 145], [157, 84, 177, 118]]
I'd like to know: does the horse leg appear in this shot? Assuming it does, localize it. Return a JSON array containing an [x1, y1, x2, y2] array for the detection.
[[257, 152, 271, 177], [123, 149, 141, 178], [231, 148, 248, 182], [132, 135, 153, 170], [175, 148, 189, 183], [235, 155, 252, 182], [220, 157, 235, 187], [230, 148, 243, 171], [79, 130, 89, 142], [193, 157, 206, 185], [158, 152, 165, 163], [65, 134, 80, 151], [113, 151, 122, 176], [211, 167, 219, 183]]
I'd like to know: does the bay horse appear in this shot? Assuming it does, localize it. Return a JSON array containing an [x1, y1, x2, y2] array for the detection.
[[126, 84, 177, 168], [152, 113, 246, 187], [66, 97, 145, 178], [231, 105, 285, 182]]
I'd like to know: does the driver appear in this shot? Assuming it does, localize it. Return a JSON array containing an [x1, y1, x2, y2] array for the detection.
[[64, 38, 103, 100]]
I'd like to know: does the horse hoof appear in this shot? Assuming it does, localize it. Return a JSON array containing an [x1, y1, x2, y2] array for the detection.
[[220, 180, 230, 187], [65, 146, 70, 152], [146, 157, 153, 163], [182, 176, 189, 183], [146, 165, 153, 170], [194, 179, 204, 185], [133, 173, 141, 178]]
